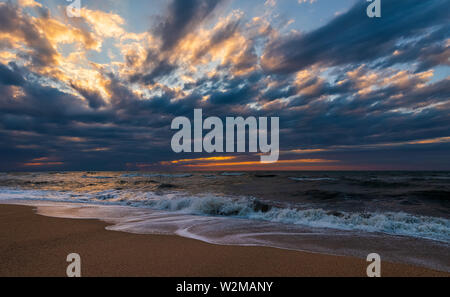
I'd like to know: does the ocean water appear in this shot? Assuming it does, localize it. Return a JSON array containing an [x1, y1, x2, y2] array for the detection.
[[0, 171, 449, 271]]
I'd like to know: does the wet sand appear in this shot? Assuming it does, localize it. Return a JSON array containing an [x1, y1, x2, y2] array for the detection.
[[0, 204, 447, 277]]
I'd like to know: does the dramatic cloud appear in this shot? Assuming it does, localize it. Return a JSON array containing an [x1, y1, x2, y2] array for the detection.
[[0, 3, 58, 67], [155, 0, 224, 51], [0, 0, 448, 171], [261, 0, 450, 73]]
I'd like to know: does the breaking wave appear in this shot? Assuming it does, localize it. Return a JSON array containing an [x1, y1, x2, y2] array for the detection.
[[0, 188, 449, 243]]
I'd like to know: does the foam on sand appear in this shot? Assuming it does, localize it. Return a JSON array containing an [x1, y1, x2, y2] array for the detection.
[[0, 188, 448, 243]]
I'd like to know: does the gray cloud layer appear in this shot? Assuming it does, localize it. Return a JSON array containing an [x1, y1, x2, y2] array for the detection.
[[0, 0, 449, 171]]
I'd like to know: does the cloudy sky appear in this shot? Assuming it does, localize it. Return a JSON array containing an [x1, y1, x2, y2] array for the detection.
[[0, 0, 449, 171]]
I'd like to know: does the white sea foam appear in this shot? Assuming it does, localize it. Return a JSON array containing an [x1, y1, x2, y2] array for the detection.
[[0, 188, 449, 243]]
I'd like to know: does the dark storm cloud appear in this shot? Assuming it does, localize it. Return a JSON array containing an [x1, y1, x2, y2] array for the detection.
[[206, 73, 260, 105], [131, 0, 226, 85], [261, 0, 450, 74], [133, 60, 178, 85], [0, 63, 25, 86], [0, 63, 176, 170], [155, 0, 224, 51], [0, 1, 449, 171], [193, 18, 241, 61], [0, 3, 58, 67], [1, 57, 449, 171], [70, 83, 106, 110], [276, 78, 450, 150], [378, 25, 450, 72], [0, 66, 92, 122], [102, 73, 201, 129]]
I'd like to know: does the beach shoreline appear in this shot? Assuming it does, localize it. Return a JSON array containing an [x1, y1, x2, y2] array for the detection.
[[0, 204, 447, 277]]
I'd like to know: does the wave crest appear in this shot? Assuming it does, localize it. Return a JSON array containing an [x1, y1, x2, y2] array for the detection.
[[0, 188, 449, 243]]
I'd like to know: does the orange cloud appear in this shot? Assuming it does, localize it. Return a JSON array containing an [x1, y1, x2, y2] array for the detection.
[[183, 158, 339, 168], [22, 162, 63, 166], [162, 156, 237, 165], [79, 8, 125, 38], [408, 136, 450, 145], [59, 136, 86, 142], [18, 0, 42, 8], [288, 149, 328, 154], [31, 157, 50, 162]]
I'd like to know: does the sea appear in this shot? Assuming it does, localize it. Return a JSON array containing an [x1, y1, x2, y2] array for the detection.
[[0, 171, 449, 272]]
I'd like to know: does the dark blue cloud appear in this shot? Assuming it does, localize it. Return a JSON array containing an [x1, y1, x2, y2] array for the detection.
[[0, 1, 449, 171], [262, 0, 450, 73], [0, 62, 25, 86], [0, 3, 58, 67], [155, 0, 224, 51]]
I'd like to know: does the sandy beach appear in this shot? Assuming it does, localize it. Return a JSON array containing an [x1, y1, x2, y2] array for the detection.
[[0, 204, 447, 277]]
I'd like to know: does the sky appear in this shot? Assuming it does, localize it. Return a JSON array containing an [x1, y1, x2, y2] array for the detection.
[[0, 0, 449, 171]]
